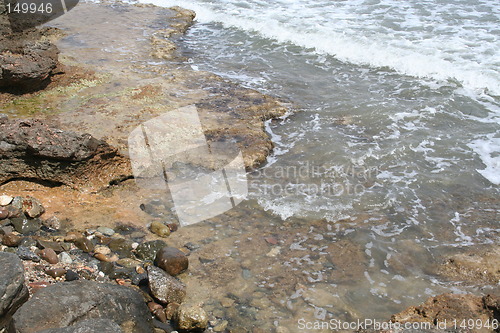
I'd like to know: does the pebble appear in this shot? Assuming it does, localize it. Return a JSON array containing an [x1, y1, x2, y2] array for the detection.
[[264, 236, 279, 245], [135, 240, 167, 261], [96, 226, 115, 237], [108, 238, 134, 258], [148, 302, 167, 323], [116, 258, 142, 269], [45, 268, 67, 278], [38, 248, 59, 264], [42, 216, 61, 230], [174, 303, 209, 331], [150, 221, 171, 238], [22, 196, 45, 218], [154, 247, 189, 276], [213, 320, 229, 332], [74, 237, 95, 253], [220, 297, 235, 308], [94, 253, 118, 262], [266, 246, 281, 257], [0, 208, 9, 220], [11, 216, 41, 234], [2, 233, 22, 247], [29, 281, 51, 293], [0, 195, 13, 206], [58, 252, 73, 265], [19, 237, 37, 248], [65, 270, 80, 281], [94, 245, 111, 255]]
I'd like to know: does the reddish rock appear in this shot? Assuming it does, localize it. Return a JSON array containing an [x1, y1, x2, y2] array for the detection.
[[38, 248, 58, 264], [45, 268, 66, 278], [2, 233, 21, 247], [0, 208, 8, 220], [154, 246, 188, 276]]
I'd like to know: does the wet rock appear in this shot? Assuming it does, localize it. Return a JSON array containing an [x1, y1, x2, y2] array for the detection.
[[165, 302, 179, 320], [174, 303, 209, 331], [74, 237, 94, 253], [18, 237, 37, 248], [0, 119, 131, 191], [0, 252, 29, 327], [116, 258, 142, 269], [150, 221, 171, 238], [213, 320, 228, 332], [154, 246, 188, 276], [135, 240, 168, 262], [20, 196, 45, 218], [13, 280, 154, 333], [108, 238, 134, 258], [98, 262, 115, 276], [147, 266, 186, 305], [96, 226, 115, 237], [2, 233, 22, 247], [64, 270, 79, 281], [38, 248, 59, 264], [94, 253, 117, 262], [45, 268, 67, 278], [16, 246, 41, 262], [36, 319, 123, 333], [37, 239, 69, 253], [94, 245, 111, 255], [0, 195, 13, 206], [391, 293, 499, 329], [148, 302, 167, 323], [10, 216, 41, 234]]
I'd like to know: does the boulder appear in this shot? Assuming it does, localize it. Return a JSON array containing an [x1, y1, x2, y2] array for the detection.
[[147, 266, 186, 305], [37, 319, 123, 333], [0, 252, 29, 328], [0, 119, 131, 191], [154, 246, 188, 276], [12, 280, 154, 333]]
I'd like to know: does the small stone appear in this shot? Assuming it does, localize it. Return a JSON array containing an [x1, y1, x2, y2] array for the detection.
[[16, 246, 41, 262], [74, 237, 95, 253], [174, 303, 209, 331], [148, 301, 167, 323], [42, 216, 61, 230], [220, 297, 235, 308], [64, 232, 80, 242], [154, 246, 189, 276], [58, 252, 73, 264], [45, 268, 67, 278], [98, 262, 116, 276], [0, 195, 13, 206], [28, 281, 51, 293], [266, 246, 281, 257], [264, 236, 278, 245], [165, 302, 180, 320], [65, 270, 80, 281], [38, 248, 59, 264], [147, 266, 186, 304], [19, 237, 37, 248], [108, 238, 135, 258], [37, 239, 66, 253], [213, 320, 228, 332], [0, 208, 9, 220], [10, 197, 23, 210], [94, 245, 111, 255], [21, 196, 45, 218], [97, 226, 115, 236], [184, 242, 200, 251], [116, 258, 142, 269], [150, 221, 171, 238], [135, 240, 168, 261], [166, 223, 178, 232], [11, 216, 41, 234], [94, 253, 117, 262], [2, 233, 22, 247]]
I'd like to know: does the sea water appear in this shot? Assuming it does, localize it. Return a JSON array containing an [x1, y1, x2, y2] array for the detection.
[[138, 0, 499, 327]]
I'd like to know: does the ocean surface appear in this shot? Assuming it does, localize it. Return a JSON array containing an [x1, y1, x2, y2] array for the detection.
[[133, 0, 500, 327]]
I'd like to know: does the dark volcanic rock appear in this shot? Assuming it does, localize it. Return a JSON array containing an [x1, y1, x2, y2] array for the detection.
[[12, 280, 154, 333], [0, 252, 29, 328], [37, 319, 123, 333], [147, 265, 186, 305], [154, 246, 188, 276], [0, 119, 131, 190]]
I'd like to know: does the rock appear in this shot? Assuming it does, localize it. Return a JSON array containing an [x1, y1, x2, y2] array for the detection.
[[391, 293, 498, 329], [147, 266, 186, 305], [108, 238, 134, 258], [213, 320, 228, 332], [165, 303, 179, 320], [0, 119, 131, 191], [37, 239, 69, 253], [38, 248, 59, 264], [0, 252, 29, 328], [94, 245, 111, 255], [0, 195, 13, 206], [2, 233, 22, 247], [12, 280, 154, 333], [149, 221, 170, 238], [154, 247, 188, 276], [0, 207, 8, 220], [36, 319, 123, 333], [148, 302, 167, 323], [94, 253, 117, 262], [116, 258, 142, 269], [16, 246, 41, 262], [174, 303, 209, 331], [58, 252, 73, 265], [96, 227, 115, 237], [20, 196, 45, 218], [45, 268, 67, 278], [18, 237, 37, 248], [42, 216, 61, 230], [65, 270, 79, 281], [10, 216, 41, 234], [135, 240, 168, 262], [74, 237, 94, 253]]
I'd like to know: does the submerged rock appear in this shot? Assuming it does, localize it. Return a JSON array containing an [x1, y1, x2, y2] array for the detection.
[[135, 240, 168, 262], [154, 246, 188, 276], [174, 303, 209, 331], [147, 266, 186, 305], [149, 221, 170, 238], [12, 280, 154, 333]]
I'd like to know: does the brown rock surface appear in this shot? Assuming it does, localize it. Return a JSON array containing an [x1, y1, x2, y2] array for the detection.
[[154, 246, 189, 276]]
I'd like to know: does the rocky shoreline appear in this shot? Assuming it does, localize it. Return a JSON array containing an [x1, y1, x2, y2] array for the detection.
[[0, 0, 498, 332]]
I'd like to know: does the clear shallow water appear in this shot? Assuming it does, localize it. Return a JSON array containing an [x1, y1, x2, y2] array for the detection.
[[137, 0, 500, 328]]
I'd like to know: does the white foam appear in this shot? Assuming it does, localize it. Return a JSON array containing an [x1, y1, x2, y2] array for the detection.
[[468, 135, 500, 185]]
